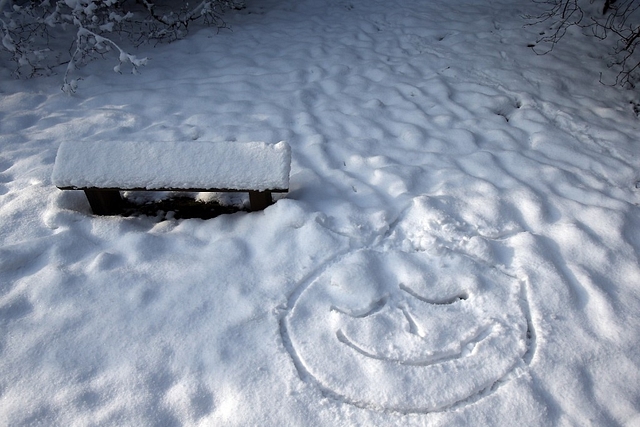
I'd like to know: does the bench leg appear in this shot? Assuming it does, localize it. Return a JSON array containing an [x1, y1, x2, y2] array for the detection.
[[248, 191, 273, 211], [84, 189, 124, 215]]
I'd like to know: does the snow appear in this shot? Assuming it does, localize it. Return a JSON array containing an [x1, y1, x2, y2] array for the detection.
[[51, 140, 291, 190], [1, 0, 640, 425], [284, 248, 529, 412]]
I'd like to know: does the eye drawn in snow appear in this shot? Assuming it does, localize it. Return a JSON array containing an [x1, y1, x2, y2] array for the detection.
[[281, 248, 534, 413]]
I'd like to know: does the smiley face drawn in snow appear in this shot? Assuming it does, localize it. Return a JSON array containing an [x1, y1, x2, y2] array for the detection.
[[282, 249, 532, 413]]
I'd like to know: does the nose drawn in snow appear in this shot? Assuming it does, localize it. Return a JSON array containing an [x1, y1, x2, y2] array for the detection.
[[281, 248, 534, 413]]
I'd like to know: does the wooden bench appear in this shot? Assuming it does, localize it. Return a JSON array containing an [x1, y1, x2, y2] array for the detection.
[[51, 140, 291, 215]]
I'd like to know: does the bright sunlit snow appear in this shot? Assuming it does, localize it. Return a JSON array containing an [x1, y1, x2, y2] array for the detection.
[[1, 0, 640, 425], [51, 140, 291, 190]]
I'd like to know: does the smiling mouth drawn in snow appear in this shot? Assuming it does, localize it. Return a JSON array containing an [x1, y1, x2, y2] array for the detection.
[[281, 249, 534, 413]]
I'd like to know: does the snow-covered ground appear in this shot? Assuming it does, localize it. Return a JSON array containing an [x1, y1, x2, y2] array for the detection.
[[1, 0, 640, 425]]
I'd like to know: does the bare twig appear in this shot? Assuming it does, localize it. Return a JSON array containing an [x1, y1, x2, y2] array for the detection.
[[526, 0, 640, 87]]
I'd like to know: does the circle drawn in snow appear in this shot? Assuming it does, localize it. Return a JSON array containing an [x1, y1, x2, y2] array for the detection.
[[283, 249, 531, 413]]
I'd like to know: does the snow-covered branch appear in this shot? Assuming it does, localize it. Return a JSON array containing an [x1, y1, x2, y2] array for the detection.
[[63, 26, 149, 94], [0, 0, 244, 92]]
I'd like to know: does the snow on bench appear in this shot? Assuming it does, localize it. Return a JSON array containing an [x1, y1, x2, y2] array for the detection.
[[52, 140, 291, 215]]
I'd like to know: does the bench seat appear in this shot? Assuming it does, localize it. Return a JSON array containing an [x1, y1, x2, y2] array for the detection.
[[52, 140, 291, 215]]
